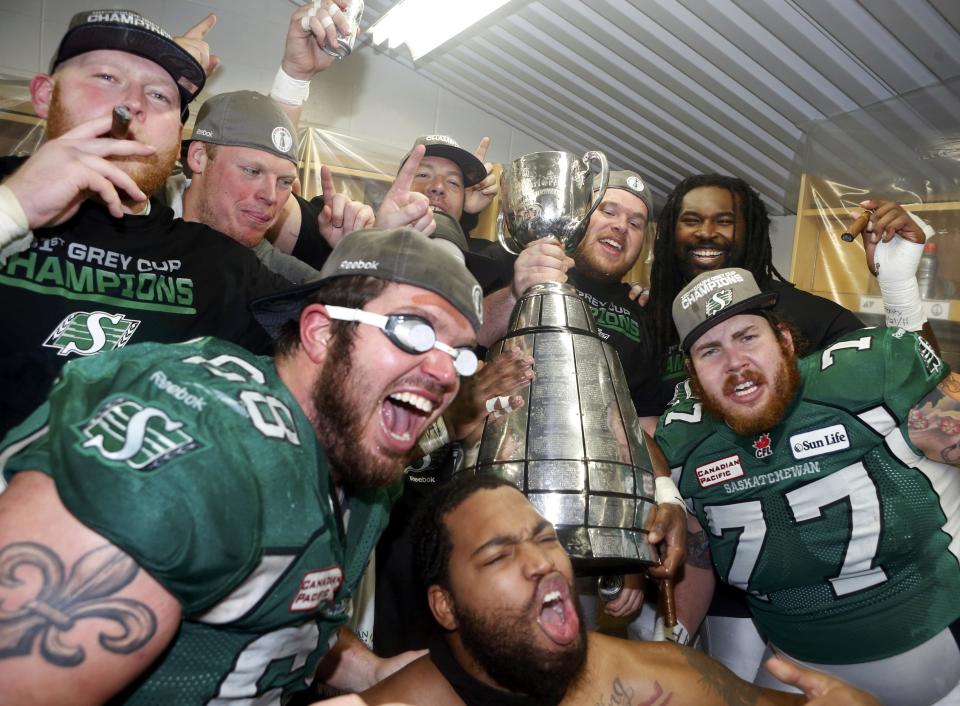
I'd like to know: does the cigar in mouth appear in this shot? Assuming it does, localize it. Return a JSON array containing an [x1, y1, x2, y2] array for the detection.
[[109, 105, 131, 139], [841, 210, 872, 242]]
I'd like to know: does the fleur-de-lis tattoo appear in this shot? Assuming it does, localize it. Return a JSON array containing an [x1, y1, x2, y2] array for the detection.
[[0, 542, 157, 667]]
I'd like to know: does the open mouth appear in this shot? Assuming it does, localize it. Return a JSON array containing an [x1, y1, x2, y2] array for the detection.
[[689, 247, 726, 263], [535, 575, 580, 647], [725, 375, 764, 403], [598, 237, 624, 254], [380, 391, 436, 446]]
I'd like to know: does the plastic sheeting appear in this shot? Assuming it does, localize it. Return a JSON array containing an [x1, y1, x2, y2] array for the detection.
[[787, 78, 960, 367]]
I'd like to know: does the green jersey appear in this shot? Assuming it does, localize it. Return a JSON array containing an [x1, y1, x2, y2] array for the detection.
[[1, 337, 392, 704], [655, 327, 960, 664]]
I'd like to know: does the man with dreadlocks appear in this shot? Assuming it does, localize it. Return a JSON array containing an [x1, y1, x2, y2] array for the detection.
[[639, 174, 937, 682]]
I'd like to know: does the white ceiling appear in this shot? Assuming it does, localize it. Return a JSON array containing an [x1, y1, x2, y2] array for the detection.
[[354, 0, 960, 215]]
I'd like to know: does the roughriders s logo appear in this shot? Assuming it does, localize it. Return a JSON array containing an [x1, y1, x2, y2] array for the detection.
[[43, 311, 140, 357], [80, 398, 199, 470], [705, 290, 733, 317], [753, 432, 773, 458]]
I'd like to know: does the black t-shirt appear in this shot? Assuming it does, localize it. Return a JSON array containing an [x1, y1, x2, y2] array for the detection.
[[291, 195, 334, 270], [656, 278, 865, 410], [0, 155, 291, 436], [566, 269, 661, 417]]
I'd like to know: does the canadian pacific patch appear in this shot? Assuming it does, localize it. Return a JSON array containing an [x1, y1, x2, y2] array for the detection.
[[695, 454, 744, 488], [289, 567, 343, 611]]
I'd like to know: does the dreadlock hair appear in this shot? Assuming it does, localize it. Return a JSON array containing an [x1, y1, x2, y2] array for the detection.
[[272, 275, 388, 358], [648, 174, 788, 361], [411, 473, 520, 592]]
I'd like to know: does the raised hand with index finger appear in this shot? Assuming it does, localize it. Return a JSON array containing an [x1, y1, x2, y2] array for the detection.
[[174, 14, 220, 76], [464, 137, 498, 215], [374, 144, 436, 235]]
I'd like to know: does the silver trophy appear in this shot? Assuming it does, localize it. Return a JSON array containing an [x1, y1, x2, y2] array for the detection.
[[497, 150, 609, 255], [466, 150, 659, 575]]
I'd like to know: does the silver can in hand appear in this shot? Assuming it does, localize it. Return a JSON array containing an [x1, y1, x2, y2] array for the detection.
[[323, 0, 364, 58]]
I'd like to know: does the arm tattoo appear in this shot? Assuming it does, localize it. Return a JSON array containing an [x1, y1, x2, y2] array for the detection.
[[907, 374, 960, 465], [596, 676, 672, 706], [685, 528, 713, 569], [683, 646, 764, 706], [0, 542, 157, 667]]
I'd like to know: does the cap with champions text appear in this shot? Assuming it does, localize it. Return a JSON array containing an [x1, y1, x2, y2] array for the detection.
[[673, 268, 778, 352], [399, 135, 487, 188], [182, 90, 298, 166], [601, 170, 653, 218], [252, 227, 484, 337], [50, 9, 206, 122]]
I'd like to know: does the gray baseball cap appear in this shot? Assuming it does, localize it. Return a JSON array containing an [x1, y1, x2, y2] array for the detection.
[[400, 135, 487, 188], [599, 169, 653, 217], [51, 10, 205, 123], [252, 227, 484, 337], [673, 268, 778, 352], [184, 90, 298, 164]]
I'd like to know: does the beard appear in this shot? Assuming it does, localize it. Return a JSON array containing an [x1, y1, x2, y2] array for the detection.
[[573, 237, 632, 283], [310, 332, 402, 491], [692, 337, 801, 436], [454, 587, 588, 704], [46, 85, 179, 200]]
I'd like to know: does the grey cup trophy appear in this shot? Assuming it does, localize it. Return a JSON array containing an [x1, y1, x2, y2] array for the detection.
[[467, 150, 660, 576], [497, 150, 609, 255]]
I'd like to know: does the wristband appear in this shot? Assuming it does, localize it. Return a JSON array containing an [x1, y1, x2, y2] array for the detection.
[[654, 476, 686, 508], [270, 66, 311, 106], [0, 183, 32, 265], [418, 416, 450, 455]]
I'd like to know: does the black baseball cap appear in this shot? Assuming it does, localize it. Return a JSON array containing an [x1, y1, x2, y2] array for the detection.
[[51, 9, 206, 122], [252, 227, 484, 337], [400, 135, 487, 188]]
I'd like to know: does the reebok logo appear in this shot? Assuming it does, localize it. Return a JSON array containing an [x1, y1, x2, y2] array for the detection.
[[194, 128, 214, 138], [339, 259, 378, 270]]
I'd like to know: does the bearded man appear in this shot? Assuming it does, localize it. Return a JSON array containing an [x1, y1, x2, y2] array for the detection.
[[0, 227, 482, 704], [0, 10, 294, 437], [360, 473, 882, 706], [654, 267, 960, 705]]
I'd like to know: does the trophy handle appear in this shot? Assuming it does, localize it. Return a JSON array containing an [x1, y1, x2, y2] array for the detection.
[[496, 210, 522, 255], [582, 150, 609, 220]]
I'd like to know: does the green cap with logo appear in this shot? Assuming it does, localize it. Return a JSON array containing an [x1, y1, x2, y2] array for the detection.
[[252, 227, 484, 337], [673, 268, 778, 352], [400, 135, 487, 188], [184, 90, 298, 165], [600, 169, 653, 217]]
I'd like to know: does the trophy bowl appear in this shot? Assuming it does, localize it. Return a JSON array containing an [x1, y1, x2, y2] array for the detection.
[[497, 150, 609, 255]]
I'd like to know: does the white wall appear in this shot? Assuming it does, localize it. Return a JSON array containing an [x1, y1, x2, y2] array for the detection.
[[0, 0, 550, 163], [769, 214, 798, 280]]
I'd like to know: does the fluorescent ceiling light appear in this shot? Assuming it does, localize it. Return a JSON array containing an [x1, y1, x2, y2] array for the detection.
[[369, 0, 512, 60]]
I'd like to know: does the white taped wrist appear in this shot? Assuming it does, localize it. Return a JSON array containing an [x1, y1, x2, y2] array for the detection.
[[654, 615, 691, 645], [0, 183, 32, 265], [418, 416, 450, 455], [874, 234, 926, 332], [655, 476, 685, 508], [270, 66, 311, 106]]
